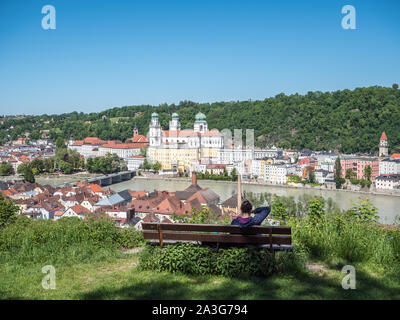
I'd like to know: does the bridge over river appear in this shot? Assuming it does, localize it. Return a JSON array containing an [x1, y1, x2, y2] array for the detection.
[[83, 171, 136, 187]]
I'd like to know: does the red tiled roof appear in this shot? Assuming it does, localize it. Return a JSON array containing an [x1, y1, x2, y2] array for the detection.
[[88, 184, 104, 193], [380, 131, 387, 141], [132, 135, 149, 143], [163, 130, 200, 137], [129, 190, 147, 198], [100, 143, 148, 149], [129, 155, 145, 158], [203, 130, 223, 137], [70, 204, 90, 215], [206, 164, 226, 169]]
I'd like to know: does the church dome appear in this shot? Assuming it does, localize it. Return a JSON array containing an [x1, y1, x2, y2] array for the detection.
[[195, 112, 206, 121], [151, 112, 158, 118], [172, 113, 179, 119]]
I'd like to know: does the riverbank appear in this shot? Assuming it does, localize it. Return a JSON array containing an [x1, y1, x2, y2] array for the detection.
[[0, 173, 103, 187], [133, 174, 400, 198]]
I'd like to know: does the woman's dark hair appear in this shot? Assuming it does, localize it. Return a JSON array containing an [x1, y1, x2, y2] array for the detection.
[[240, 199, 253, 214]]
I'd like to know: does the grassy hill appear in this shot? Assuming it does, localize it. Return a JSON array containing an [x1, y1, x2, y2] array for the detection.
[[2, 252, 400, 300], [1, 211, 399, 300]]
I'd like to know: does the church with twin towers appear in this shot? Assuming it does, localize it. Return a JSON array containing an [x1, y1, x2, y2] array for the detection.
[[147, 112, 225, 172]]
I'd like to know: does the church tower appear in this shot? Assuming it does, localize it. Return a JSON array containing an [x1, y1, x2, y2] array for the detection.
[[133, 126, 138, 139], [379, 131, 389, 157], [194, 112, 208, 134], [169, 113, 181, 131], [149, 113, 162, 147]]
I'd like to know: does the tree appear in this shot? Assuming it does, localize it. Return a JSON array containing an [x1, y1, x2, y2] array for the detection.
[[307, 167, 315, 183], [364, 165, 372, 181], [334, 157, 344, 189], [307, 197, 325, 220], [346, 198, 378, 222], [0, 193, 19, 229], [393, 83, 399, 90], [23, 166, 35, 183], [140, 159, 151, 171], [56, 137, 66, 150], [17, 163, 29, 175], [139, 147, 147, 157], [231, 168, 238, 182], [271, 195, 289, 222], [0, 162, 14, 176], [345, 168, 356, 179], [151, 161, 162, 173], [58, 160, 73, 174], [29, 159, 44, 174]]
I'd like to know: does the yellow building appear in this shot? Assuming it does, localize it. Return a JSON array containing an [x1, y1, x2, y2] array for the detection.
[[148, 113, 223, 172]]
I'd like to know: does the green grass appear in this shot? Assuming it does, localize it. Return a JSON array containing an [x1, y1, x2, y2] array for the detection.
[[1, 253, 399, 300], [1, 214, 399, 300]]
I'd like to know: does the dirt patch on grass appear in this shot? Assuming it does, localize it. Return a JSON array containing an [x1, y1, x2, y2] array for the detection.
[[306, 263, 328, 274], [121, 247, 143, 255]]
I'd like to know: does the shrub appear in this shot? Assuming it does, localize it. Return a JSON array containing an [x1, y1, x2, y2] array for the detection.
[[214, 247, 275, 277], [291, 212, 400, 267], [139, 243, 282, 278], [138, 243, 216, 275], [345, 198, 379, 223], [115, 227, 145, 248]]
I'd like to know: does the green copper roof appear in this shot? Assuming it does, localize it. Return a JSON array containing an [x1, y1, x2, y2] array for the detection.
[[151, 112, 158, 118], [195, 112, 206, 121], [172, 113, 179, 118]]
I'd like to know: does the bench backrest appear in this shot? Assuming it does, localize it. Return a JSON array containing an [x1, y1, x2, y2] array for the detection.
[[141, 222, 291, 252]]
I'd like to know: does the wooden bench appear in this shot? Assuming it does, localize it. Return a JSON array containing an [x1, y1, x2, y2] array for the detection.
[[142, 222, 293, 253]]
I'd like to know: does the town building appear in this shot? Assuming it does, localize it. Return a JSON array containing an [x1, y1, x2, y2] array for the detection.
[[375, 174, 400, 190], [264, 164, 297, 184], [147, 112, 224, 172], [340, 156, 380, 180], [379, 158, 400, 175]]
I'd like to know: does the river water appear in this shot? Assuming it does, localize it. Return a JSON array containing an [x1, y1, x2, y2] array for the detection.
[[104, 177, 400, 225]]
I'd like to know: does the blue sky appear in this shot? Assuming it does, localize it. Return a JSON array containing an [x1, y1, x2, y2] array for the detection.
[[0, 0, 399, 115]]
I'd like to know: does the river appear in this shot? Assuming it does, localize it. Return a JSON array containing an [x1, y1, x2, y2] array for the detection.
[[107, 177, 400, 224]]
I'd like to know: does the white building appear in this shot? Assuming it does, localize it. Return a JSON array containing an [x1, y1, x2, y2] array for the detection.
[[379, 158, 400, 175], [125, 155, 145, 171], [218, 148, 253, 164], [375, 174, 400, 190], [264, 164, 297, 184], [314, 169, 333, 184], [68, 137, 147, 160], [98, 142, 143, 158], [254, 147, 282, 159], [149, 112, 224, 149]]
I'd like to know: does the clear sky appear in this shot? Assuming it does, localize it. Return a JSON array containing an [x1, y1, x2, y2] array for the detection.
[[0, 0, 399, 115]]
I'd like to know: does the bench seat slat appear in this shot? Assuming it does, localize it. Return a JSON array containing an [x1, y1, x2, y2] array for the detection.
[[143, 231, 292, 245], [141, 222, 291, 235]]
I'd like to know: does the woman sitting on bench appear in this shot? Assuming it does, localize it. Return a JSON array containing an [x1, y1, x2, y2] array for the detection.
[[231, 200, 271, 228]]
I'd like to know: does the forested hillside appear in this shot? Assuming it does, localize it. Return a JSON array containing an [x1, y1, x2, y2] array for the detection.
[[1, 85, 399, 154]]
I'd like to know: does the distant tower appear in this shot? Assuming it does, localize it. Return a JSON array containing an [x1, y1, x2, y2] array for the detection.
[[194, 112, 208, 134], [237, 173, 242, 213], [149, 113, 162, 147], [379, 131, 389, 157], [133, 126, 139, 140], [169, 113, 181, 131]]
